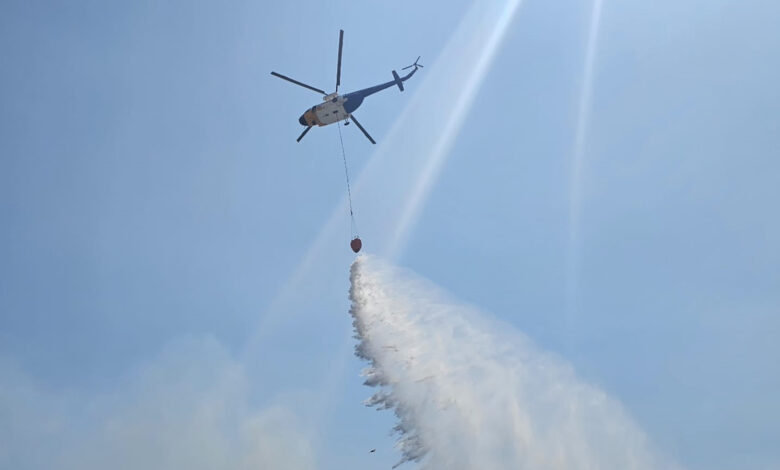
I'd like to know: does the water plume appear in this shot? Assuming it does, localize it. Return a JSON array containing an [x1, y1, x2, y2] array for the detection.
[[350, 255, 680, 469]]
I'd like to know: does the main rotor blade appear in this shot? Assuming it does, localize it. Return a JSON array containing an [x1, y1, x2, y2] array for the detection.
[[349, 114, 376, 144], [296, 126, 312, 142], [271, 72, 326, 95], [336, 29, 344, 92]]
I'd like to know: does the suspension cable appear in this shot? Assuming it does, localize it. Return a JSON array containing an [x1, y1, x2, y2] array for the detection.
[[337, 121, 358, 236]]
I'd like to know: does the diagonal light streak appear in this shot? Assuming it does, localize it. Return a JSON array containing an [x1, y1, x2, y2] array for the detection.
[[566, 0, 604, 324]]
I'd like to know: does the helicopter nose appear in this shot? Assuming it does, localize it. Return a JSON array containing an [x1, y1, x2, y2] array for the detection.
[[299, 114, 308, 126]]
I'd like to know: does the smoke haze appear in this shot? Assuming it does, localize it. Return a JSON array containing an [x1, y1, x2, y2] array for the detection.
[[0, 337, 315, 470]]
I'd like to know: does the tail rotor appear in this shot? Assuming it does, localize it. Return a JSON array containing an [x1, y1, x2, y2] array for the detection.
[[401, 56, 424, 71]]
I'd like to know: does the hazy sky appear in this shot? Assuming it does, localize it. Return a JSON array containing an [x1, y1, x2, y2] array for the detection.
[[1, 1, 779, 469]]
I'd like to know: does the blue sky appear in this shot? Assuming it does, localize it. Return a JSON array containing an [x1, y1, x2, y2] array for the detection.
[[1, 0, 779, 469]]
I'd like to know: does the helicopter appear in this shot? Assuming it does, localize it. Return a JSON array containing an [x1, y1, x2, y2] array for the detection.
[[271, 29, 422, 144]]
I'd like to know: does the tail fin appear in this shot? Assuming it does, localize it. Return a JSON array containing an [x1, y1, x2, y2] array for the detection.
[[391, 70, 405, 92]]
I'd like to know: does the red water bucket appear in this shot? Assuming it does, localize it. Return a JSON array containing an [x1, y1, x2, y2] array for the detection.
[[350, 237, 362, 253]]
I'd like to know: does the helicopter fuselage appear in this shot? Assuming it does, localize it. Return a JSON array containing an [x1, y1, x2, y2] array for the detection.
[[299, 94, 352, 127], [298, 67, 418, 127]]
